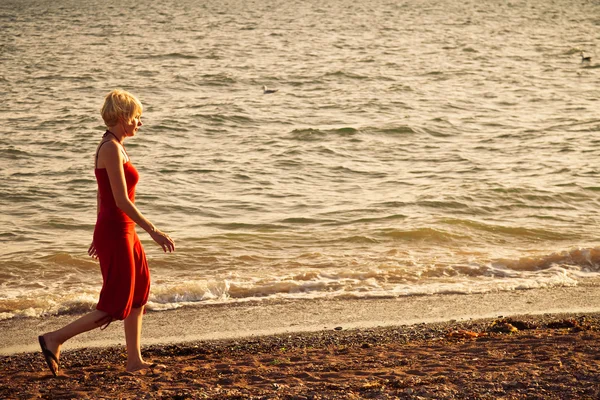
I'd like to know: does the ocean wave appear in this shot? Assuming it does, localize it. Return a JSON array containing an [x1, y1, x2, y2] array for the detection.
[[197, 73, 238, 86], [3, 246, 600, 320], [330, 166, 387, 177], [379, 227, 466, 242], [206, 222, 288, 231], [364, 125, 417, 136], [0, 148, 31, 159], [138, 52, 200, 60], [289, 127, 360, 141], [332, 214, 408, 226], [417, 200, 470, 210], [496, 247, 600, 273], [192, 112, 255, 125], [276, 217, 327, 225], [322, 71, 369, 80], [439, 218, 571, 241]]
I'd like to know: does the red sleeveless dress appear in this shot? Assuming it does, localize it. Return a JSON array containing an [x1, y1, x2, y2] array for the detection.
[[93, 159, 150, 320]]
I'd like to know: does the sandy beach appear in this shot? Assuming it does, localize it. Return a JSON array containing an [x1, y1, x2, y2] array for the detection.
[[2, 285, 600, 398], [2, 314, 600, 399]]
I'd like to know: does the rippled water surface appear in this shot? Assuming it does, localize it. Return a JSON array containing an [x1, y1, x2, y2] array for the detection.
[[1, 0, 600, 319]]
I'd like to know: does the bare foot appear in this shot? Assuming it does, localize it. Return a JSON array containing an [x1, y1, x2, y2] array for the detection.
[[39, 333, 62, 376], [41, 333, 62, 364], [126, 361, 163, 373]]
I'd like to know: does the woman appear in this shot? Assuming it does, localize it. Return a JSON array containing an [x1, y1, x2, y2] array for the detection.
[[38, 89, 175, 376]]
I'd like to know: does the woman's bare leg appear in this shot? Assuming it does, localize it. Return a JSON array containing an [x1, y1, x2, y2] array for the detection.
[[40, 310, 111, 364], [124, 306, 153, 372]]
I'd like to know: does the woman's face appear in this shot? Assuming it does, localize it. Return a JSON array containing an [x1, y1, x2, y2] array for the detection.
[[123, 114, 143, 137]]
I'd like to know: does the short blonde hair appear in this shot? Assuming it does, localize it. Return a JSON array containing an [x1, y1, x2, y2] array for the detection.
[[100, 89, 143, 127]]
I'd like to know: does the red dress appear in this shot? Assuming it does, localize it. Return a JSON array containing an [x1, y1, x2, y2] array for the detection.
[[93, 160, 150, 320]]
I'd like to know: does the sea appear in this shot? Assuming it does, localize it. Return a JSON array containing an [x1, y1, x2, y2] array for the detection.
[[1, 0, 600, 321]]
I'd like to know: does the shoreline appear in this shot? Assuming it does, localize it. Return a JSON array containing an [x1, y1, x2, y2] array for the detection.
[[3, 282, 600, 355]]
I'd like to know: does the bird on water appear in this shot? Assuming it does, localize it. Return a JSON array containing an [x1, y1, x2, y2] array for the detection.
[[581, 52, 591, 63], [263, 85, 278, 94]]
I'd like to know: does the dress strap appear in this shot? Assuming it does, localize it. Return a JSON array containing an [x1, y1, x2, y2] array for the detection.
[[95, 131, 129, 168], [94, 314, 113, 330], [103, 130, 119, 141], [95, 140, 111, 169]]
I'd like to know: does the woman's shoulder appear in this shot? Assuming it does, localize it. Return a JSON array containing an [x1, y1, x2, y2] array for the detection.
[[97, 139, 122, 151], [96, 140, 125, 168]]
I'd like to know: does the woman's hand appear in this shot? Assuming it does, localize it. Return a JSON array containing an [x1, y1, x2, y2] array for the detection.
[[88, 241, 99, 259], [150, 229, 175, 253]]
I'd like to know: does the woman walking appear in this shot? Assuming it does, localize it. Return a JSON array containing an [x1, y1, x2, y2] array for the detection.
[[38, 89, 175, 375]]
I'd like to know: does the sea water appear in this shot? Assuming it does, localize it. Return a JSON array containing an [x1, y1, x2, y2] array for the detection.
[[1, 0, 600, 320]]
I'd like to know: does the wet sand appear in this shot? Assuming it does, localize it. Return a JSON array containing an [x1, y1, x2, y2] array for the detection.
[[3, 282, 600, 355], [2, 285, 600, 398]]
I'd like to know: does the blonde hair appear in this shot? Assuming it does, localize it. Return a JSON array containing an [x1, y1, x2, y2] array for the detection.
[[100, 89, 143, 127]]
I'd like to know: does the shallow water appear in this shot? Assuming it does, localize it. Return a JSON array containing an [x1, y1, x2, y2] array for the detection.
[[1, 0, 600, 319]]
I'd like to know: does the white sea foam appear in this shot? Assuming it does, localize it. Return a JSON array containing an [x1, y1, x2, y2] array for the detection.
[[3, 246, 600, 319]]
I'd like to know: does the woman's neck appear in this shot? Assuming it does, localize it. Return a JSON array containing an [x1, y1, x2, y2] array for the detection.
[[105, 126, 126, 143]]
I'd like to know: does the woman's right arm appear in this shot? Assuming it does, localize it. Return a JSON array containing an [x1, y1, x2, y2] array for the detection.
[[88, 188, 102, 259], [101, 141, 175, 253]]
